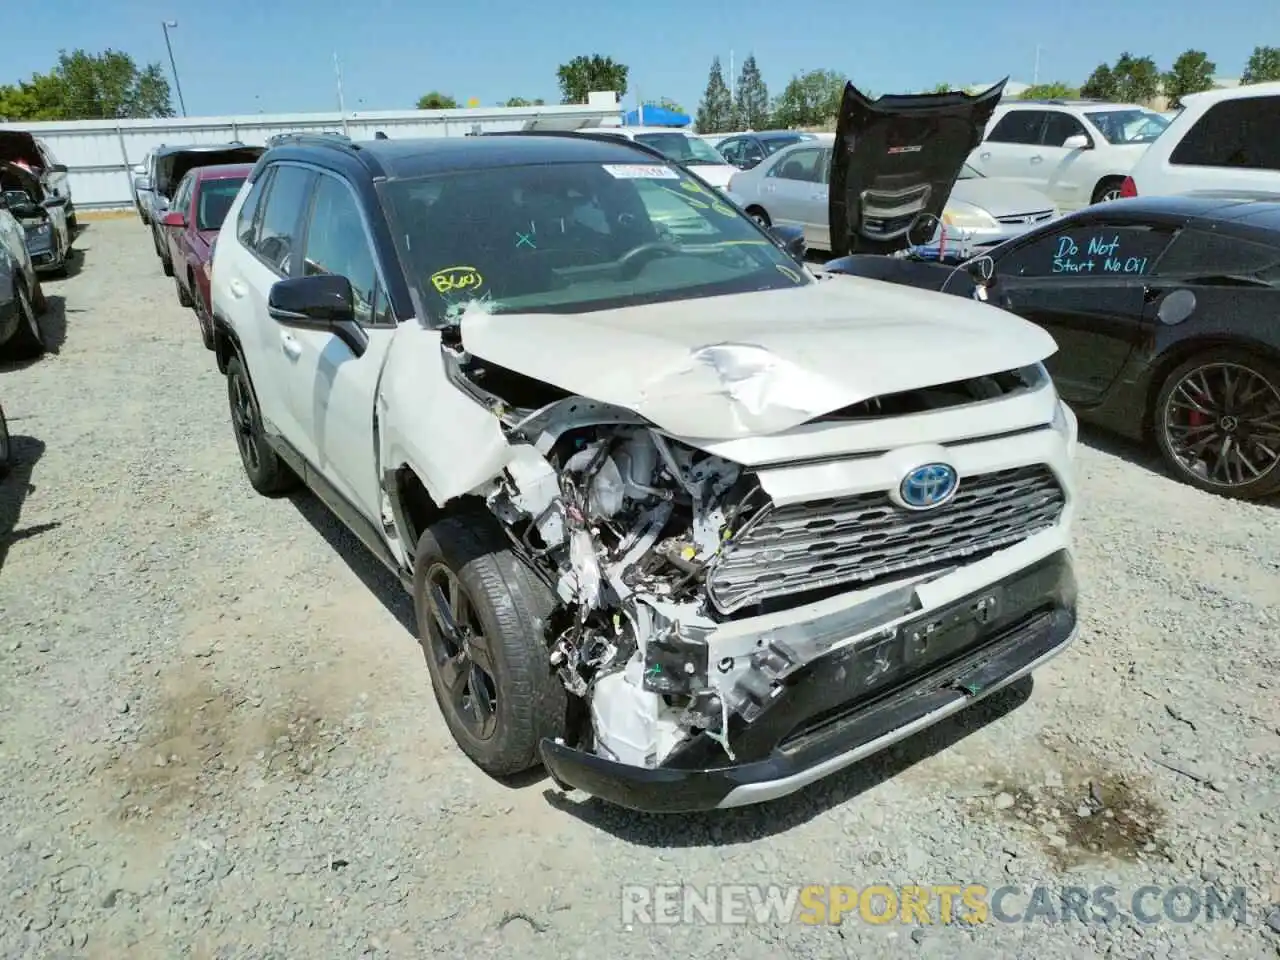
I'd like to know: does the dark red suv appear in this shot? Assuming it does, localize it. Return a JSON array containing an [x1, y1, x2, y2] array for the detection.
[[160, 163, 254, 349]]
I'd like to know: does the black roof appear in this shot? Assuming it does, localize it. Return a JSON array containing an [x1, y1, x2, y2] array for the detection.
[[1077, 194, 1280, 234], [257, 132, 661, 183]]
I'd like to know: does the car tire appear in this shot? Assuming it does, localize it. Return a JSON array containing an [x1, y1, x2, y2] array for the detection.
[[161, 253, 174, 278], [746, 205, 771, 227], [176, 273, 193, 308], [225, 356, 298, 497], [1091, 177, 1125, 205], [0, 403, 9, 478], [413, 513, 567, 778], [32, 280, 47, 315], [5, 281, 45, 359], [1153, 346, 1280, 501]]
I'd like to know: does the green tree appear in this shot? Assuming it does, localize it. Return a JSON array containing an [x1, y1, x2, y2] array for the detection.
[[732, 54, 770, 130], [0, 48, 172, 121], [926, 82, 953, 93], [695, 57, 734, 133], [503, 97, 545, 107], [1162, 50, 1216, 109], [1080, 63, 1118, 101], [1019, 81, 1079, 100], [771, 69, 847, 129], [416, 91, 458, 109], [1241, 45, 1280, 84], [1111, 53, 1160, 104], [556, 54, 628, 104]]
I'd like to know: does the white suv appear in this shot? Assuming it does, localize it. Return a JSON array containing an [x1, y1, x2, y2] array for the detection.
[[968, 100, 1169, 210], [1121, 82, 1280, 199], [208, 130, 1079, 814]]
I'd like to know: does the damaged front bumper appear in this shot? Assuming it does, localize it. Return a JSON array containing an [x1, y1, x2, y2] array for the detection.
[[541, 547, 1076, 813]]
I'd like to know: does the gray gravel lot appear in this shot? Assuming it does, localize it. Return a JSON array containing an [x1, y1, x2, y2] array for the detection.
[[0, 217, 1278, 959]]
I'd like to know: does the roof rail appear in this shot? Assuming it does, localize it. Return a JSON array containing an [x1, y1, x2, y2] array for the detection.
[[479, 128, 675, 164], [264, 131, 359, 150]]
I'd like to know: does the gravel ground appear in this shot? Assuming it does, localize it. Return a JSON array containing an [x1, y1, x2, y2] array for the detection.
[[0, 217, 1277, 960]]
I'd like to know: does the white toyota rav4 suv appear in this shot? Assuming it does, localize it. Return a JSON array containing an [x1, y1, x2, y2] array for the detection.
[[208, 110, 1079, 814], [968, 99, 1169, 211]]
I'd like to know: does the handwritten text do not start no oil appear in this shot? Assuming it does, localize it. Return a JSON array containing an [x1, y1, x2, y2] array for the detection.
[[1052, 234, 1149, 275]]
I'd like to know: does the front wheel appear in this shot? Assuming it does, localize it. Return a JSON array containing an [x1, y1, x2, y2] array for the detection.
[[5, 282, 45, 358], [746, 205, 771, 227], [225, 357, 298, 497], [413, 514, 567, 777], [176, 273, 193, 308], [1153, 347, 1280, 500]]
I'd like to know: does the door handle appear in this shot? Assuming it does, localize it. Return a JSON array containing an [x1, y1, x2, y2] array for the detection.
[[228, 279, 246, 298], [1030, 155, 1043, 163], [979, 152, 991, 160], [765, 184, 776, 193], [281, 333, 302, 360]]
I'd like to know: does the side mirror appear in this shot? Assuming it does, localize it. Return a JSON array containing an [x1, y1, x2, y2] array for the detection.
[[268, 274, 367, 356], [766, 223, 807, 264], [1062, 134, 1091, 151], [135, 176, 152, 192], [161, 211, 186, 228]]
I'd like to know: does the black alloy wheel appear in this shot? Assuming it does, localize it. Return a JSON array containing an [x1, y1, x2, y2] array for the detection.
[[1156, 351, 1280, 499], [422, 563, 500, 742]]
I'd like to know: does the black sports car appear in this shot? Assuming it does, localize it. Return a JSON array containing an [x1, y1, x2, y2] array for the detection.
[[823, 194, 1280, 500]]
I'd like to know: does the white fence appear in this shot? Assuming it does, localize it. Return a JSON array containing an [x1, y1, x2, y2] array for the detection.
[[0, 102, 623, 210]]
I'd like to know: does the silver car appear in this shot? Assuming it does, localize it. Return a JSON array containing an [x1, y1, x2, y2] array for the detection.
[[728, 132, 1059, 255]]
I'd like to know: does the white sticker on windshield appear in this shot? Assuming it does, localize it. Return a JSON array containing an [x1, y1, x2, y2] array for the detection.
[[602, 163, 679, 180]]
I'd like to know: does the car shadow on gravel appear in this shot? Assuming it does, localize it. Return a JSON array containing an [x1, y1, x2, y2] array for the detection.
[[1078, 423, 1280, 508], [0, 294, 70, 371], [545, 676, 1035, 844], [288, 492, 416, 633], [0, 431, 58, 572]]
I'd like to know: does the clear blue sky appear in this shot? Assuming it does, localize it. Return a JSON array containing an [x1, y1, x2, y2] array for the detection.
[[5, 0, 1270, 118]]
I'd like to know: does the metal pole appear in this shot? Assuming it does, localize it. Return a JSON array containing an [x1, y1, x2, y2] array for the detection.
[[161, 21, 187, 117], [334, 52, 350, 137], [1033, 45, 1042, 86]]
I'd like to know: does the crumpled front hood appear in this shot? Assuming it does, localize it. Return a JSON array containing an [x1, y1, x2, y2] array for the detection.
[[459, 278, 1058, 441]]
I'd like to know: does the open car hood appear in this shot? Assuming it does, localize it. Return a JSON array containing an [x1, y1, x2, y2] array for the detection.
[[829, 80, 1006, 258], [154, 146, 265, 197], [0, 131, 42, 169], [458, 278, 1057, 441], [0, 161, 45, 201]]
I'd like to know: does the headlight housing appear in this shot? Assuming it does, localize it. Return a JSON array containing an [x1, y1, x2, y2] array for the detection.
[[942, 205, 999, 230]]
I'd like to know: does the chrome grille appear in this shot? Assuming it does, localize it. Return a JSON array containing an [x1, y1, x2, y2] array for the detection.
[[706, 465, 1065, 615], [996, 210, 1055, 226]]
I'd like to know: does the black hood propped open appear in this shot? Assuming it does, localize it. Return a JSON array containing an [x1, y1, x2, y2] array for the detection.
[[829, 79, 1006, 258]]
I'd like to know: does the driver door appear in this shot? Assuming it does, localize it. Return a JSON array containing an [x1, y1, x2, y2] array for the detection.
[[993, 221, 1179, 405], [286, 170, 398, 520]]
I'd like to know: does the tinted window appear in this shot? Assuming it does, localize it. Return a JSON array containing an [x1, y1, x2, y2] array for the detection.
[[987, 110, 1047, 145], [769, 147, 825, 183], [1169, 97, 1280, 170], [301, 174, 379, 325], [1000, 224, 1176, 278], [1041, 112, 1087, 147], [236, 170, 269, 247], [381, 160, 807, 321], [254, 164, 314, 274], [717, 138, 744, 164], [763, 135, 806, 156], [1155, 228, 1280, 279], [196, 178, 247, 231], [171, 173, 195, 213]]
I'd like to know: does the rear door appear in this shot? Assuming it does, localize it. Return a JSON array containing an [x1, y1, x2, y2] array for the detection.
[[992, 219, 1179, 405], [761, 146, 829, 244], [975, 109, 1048, 185]]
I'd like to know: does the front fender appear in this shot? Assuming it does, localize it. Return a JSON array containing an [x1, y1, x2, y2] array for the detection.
[[377, 321, 512, 507]]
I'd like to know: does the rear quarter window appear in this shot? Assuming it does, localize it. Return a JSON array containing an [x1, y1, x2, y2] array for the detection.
[[1169, 97, 1280, 170], [1155, 228, 1280, 282]]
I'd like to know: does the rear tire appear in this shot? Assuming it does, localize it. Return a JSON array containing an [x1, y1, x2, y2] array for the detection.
[[1091, 177, 1125, 205], [5, 281, 45, 359], [176, 273, 193, 307], [162, 253, 174, 278], [225, 356, 298, 497], [1153, 346, 1280, 500], [413, 513, 567, 777], [746, 205, 771, 227]]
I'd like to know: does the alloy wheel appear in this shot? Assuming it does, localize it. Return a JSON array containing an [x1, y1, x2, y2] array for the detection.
[[228, 373, 261, 473], [424, 563, 499, 741], [1162, 361, 1280, 488]]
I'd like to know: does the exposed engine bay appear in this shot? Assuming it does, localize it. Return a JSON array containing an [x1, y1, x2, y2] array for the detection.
[[482, 409, 757, 769]]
